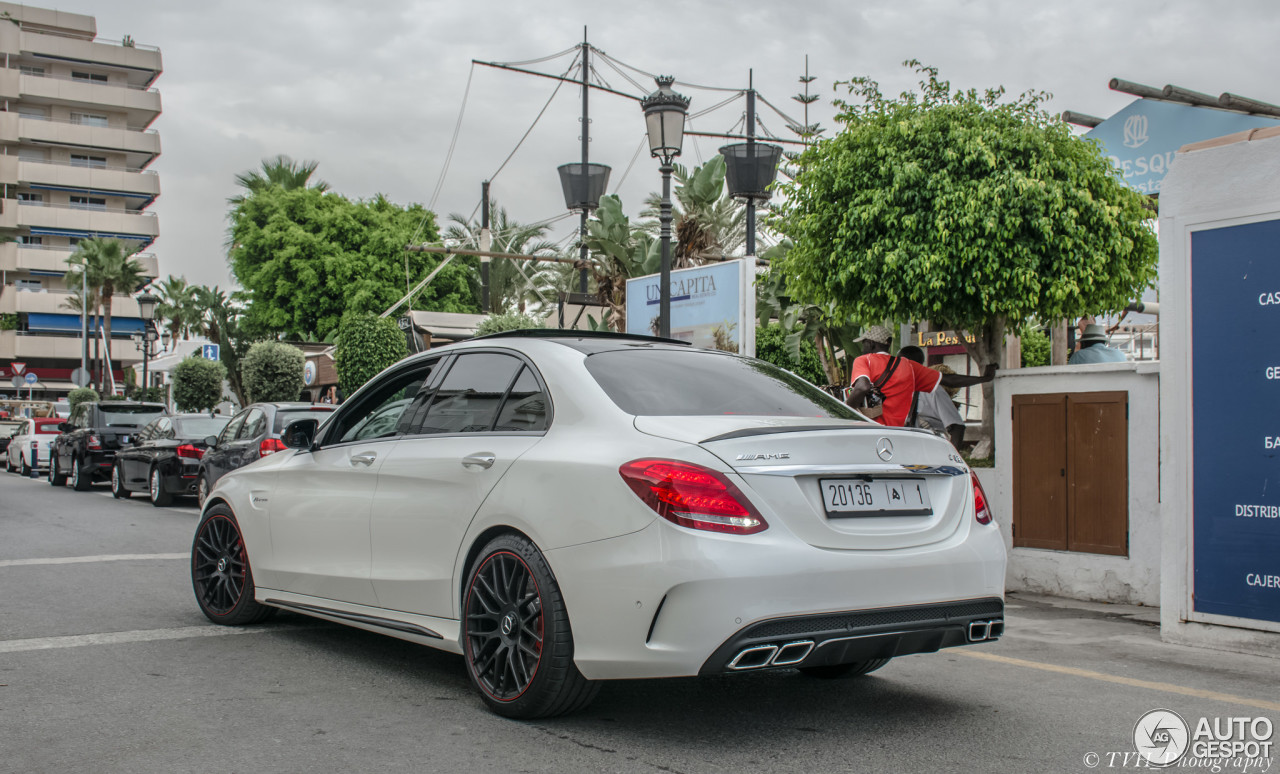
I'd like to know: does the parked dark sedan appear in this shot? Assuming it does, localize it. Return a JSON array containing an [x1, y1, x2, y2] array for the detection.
[[197, 402, 336, 507], [113, 413, 231, 506]]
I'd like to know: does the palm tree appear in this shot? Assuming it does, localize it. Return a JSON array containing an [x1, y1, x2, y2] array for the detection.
[[640, 156, 746, 267], [442, 201, 566, 315], [154, 275, 200, 342], [228, 155, 329, 206], [66, 238, 145, 394]]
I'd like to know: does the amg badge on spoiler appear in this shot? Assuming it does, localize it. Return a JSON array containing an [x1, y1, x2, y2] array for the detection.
[[736, 453, 791, 461]]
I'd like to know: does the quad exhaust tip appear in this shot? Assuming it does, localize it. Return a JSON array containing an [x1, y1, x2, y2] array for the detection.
[[968, 619, 1004, 642], [728, 640, 814, 670]]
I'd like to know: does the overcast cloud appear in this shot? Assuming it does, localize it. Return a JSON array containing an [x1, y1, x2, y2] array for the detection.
[[53, 0, 1280, 289]]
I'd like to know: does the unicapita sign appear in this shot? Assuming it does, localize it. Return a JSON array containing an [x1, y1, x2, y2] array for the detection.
[[1086, 99, 1280, 194]]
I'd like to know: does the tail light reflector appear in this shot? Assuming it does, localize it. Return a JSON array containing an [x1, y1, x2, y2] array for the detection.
[[971, 471, 993, 525], [259, 437, 288, 457], [619, 459, 767, 535], [86, 434, 101, 451], [176, 444, 205, 460]]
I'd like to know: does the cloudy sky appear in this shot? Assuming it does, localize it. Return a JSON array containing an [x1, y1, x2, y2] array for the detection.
[[54, 0, 1280, 290]]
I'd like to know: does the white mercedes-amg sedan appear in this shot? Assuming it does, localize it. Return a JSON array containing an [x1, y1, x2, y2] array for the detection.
[[192, 331, 1006, 718]]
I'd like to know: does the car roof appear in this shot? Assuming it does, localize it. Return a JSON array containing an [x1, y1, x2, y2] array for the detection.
[[454, 329, 696, 356]]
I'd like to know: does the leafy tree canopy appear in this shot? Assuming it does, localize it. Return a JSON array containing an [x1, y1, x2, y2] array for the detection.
[[229, 186, 477, 341], [754, 324, 826, 386], [241, 341, 306, 403], [773, 61, 1158, 337], [68, 387, 99, 412], [334, 314, 408, 396], [172, 356, 227, 412], [475, 311, 546, 337]]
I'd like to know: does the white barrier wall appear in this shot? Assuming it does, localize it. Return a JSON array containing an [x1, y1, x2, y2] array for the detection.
[[977, 362, 1161, 606], [1159, 128, 1280, 657]]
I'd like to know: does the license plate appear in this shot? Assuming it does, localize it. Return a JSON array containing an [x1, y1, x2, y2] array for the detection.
[[119, 435, 129, 444], [820, 478, 933, 517]]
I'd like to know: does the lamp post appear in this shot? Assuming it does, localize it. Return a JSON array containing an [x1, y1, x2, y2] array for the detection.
[[557, 161, 611, 293], [135, 292, 158, 401], [719, 75, 783, 257], [640, 75, 690, 339]]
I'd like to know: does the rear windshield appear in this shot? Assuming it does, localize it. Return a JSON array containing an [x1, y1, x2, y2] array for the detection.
[[99, 407, 165, 427], [274, 406, 336, 433], [584, 349, 861, 419], [35, 421, 61, 434], [174, 416, 230, 438]]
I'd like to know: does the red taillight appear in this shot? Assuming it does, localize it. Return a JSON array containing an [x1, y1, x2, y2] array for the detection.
[[619, 459, 767, 535], [86, 434, 101, 451], [259, 437, 287, 457], [971, 471, 993, 525], [176, 444, 204, 460]]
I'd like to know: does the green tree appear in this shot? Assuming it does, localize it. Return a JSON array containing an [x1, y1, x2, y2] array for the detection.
[[475, 311, 545, 337], [172, 356, 226, 412], [773, 62, 1158, 455], [229, 187, 474, 340], [191, 285, 254, 407], [754, 324, 826, 385], [67, 387, 99, 413], [443, 201, 568, 315], [228, 154, 329, 207], [241, 341, 306, 403], [584, 195, 660, 331], [1020, 325, 1051, 368], [641, 156, 746, 264], [334, 314, 408, 396], [154, 275, 201, 342], [65, 238, 146, 394]]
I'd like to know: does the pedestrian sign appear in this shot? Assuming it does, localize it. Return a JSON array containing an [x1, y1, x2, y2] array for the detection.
[[201, 344, 220, 361]]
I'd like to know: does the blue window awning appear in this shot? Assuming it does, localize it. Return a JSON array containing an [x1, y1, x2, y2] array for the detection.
[[26, 313, 145, 334]]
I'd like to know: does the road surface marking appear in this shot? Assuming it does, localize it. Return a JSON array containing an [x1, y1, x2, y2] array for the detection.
[[0, 624, 300, 654], [959, 650, 1280, 713], [0, 553, 186, 568]]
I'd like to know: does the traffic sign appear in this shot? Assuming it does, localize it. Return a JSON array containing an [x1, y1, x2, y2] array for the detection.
[[70, 368, 91, 388], [9, 376, 23, 390], [201, 344, 220, 361], [11, 362, 26, 375], [24, 372, 37, 385]]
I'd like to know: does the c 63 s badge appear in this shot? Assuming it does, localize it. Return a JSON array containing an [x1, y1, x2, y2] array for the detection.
[[736, 453, 790, 461]]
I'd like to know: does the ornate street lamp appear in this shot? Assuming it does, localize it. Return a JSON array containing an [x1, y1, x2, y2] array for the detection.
[[135, 292, 159, 401], [719, 141, 783, 256], [640, 76, 690, 338], [558, 162, 611, 295]]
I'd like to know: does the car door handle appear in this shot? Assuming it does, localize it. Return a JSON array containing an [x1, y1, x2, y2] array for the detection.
[[350, 452, 377, 466], [461, 453, 495, 470]]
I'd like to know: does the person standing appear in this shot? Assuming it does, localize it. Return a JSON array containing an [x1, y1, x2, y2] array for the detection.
[[1068, 323, 1128, 364], [898, 346, 968, 447], [845, 326, 995, 428]]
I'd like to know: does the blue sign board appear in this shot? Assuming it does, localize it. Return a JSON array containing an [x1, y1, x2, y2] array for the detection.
[[1191, 219, 1280, 624], [1086, 99, 1280, 195], [24, 372, 36, 385], [201, 344, 220, 361], [625, 261, 743, 351]]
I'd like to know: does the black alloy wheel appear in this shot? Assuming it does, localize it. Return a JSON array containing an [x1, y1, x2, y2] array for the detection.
[[111, 462, 131, 499], [462, 534, 598, 718], [191, 505, 274, 625]]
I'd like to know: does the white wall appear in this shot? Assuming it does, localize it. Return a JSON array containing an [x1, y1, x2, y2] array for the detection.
[[977, 362, 1161, 606]]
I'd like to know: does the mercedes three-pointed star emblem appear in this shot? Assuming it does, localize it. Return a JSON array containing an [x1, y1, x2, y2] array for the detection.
[[876, 437, 895, 461]]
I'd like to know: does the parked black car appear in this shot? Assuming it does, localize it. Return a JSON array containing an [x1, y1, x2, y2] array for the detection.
[[197, 402, 336, 507], [50, 401, 168, 490], [112, 413, 231, 506]]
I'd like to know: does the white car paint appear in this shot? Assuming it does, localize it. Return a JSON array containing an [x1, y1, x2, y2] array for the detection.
[[7, 418, 59, 472], [202, 335, 1006, 681]]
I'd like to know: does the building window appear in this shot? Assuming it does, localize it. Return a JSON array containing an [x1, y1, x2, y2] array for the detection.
[[69, 112, 109, 128], [17, 148, 48, 162], [15, 279, 42, 290], [70, 196, 107, 210], [70, 154, 108, 169], [18, 235, 43, 246], [17, 192, 44, 205], [18, 65, 45, 77], [15, 105, 47, 120], [71, 71, 109, 83]]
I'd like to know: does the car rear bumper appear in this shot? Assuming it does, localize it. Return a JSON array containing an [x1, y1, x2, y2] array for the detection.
[[546, 515, 1006, 680]]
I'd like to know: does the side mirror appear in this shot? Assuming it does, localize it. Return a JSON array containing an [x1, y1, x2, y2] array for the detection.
[[203, 435, 218, 449], [282, 418, 319, 450], [58, 422, 73, 433]]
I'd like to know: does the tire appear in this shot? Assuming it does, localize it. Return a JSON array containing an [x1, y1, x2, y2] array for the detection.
[[20, 454, 30, 476], [191, 504, 276, 625], [149, 467, 173, 507], [111, 463, 131, 499], [197, 474, 210, 510], [6, 454, 13, 473], [49, 455, 66, 487], [462, 534, 599, 719], [70, 456, 91, 491], [798, 658, 892, 679]]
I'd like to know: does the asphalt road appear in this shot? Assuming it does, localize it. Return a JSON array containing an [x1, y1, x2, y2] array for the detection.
[[2, 470, 1278, 774]]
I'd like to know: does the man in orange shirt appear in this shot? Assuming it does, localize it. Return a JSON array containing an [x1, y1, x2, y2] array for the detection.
[[845, 325, 995, 429]]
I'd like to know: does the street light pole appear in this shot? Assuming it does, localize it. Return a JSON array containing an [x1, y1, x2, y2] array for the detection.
[[135, 293, 158, 401], [659, 162, 673, 338], [640, 76, 690, 340]]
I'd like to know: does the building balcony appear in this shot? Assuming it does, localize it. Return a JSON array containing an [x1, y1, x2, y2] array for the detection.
[[0, 286, 149, 317], [16, 201, 158, 242], [0, 112, 161, 166], [14, 29, 163, 88], [0, 156, 159, 204], [0, 70, 161, 128], [0, 329, 92, 360], [0, 243, 158, 277]]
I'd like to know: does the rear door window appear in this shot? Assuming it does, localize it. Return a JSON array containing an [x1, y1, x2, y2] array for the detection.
[[415, 353, 523, 435], [584, 348, 862, 419], [219, 412, 247, 444], [492, 366, 549, 432], [238, 409, 267, 440]]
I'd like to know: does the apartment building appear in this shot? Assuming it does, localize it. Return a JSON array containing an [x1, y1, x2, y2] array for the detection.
[[0, 2, 160, 397]]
